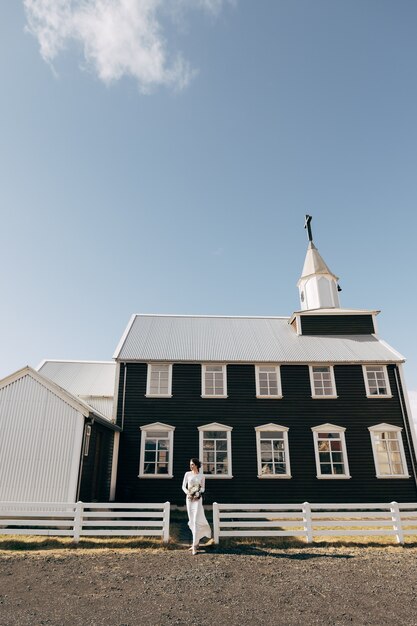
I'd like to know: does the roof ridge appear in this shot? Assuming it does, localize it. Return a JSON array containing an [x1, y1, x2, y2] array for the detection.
[[132, 314, 291, 319]]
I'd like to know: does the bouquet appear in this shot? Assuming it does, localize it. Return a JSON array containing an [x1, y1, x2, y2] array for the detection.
[[188, 483, 202, 501]]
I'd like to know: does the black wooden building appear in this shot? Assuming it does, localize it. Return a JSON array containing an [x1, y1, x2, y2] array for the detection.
[[112, 235, 417, 505]]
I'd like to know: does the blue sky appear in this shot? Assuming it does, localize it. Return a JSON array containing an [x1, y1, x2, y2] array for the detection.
[[1, 1, 417, 419]]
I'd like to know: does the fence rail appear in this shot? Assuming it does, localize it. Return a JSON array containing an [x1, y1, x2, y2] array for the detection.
[[213, 502, 417, 544], [0, 502, 170, 543]]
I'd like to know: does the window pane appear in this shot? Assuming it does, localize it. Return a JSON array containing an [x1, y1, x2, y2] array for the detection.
[[216, 439, 227, 451], [261, 463, 274, 475], [389, 441, 400, 452], [392, 463, 404, 475], [378, 463, 390, 475], [330, 440, 342, 451], [157, 450, 169, 463], [216, 451, 228, 463], [320, 463, 332, 474], [157, 464, 168, 474], [204, 431, 226, 439], [274, 463, 286, 474], [143, 463, 156, 474], [203, 451, 215, 463]]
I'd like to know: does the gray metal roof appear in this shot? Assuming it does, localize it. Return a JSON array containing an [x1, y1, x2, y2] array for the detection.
[[114, 314, 403, 364], [37, 361, 116, 419]]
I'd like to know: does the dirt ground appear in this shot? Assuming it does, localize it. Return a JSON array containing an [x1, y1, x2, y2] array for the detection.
[[0, 526, 417, 626]]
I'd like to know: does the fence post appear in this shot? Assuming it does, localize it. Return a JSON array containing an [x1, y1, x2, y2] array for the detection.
[[163, 502, 170, 543], [303, 502, 313, 543], [213, 502, 220, 544], [390, 501, 404, 545], [73, 501, 83, 543]]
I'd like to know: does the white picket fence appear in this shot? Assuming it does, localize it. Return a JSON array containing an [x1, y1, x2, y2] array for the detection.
[[212, 502, 417, 544], [0, 502, 170, 543]]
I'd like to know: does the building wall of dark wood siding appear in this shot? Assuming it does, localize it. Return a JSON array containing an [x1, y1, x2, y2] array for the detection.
[[300, 315, 375, 335], [115, 362, 417, 505], [79, 423, 114, 502]]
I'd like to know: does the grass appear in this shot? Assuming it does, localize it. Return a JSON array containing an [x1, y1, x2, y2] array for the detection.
[[1, 508, 416, 553], [1, 532, 417, 554]]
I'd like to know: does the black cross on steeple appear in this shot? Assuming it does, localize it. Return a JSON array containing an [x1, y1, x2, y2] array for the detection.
[[304, 214, 313, 242]]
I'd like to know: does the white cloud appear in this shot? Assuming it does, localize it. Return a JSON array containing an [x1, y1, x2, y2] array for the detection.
[[23, 0, 232, 92]]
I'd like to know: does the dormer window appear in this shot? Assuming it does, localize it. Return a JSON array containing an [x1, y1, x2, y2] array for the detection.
[[363, 366, 392, 398], [202, 365, 227, 398], [255, 365, 282, 399], [146, 364, 172, 397], [309, 365, 337, 398]]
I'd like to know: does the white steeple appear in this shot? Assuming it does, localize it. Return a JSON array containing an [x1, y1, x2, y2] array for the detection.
[[297, 216, 341, 311]]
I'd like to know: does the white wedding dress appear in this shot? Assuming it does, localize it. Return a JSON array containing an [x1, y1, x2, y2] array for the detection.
[[182, 470, 212, 546]]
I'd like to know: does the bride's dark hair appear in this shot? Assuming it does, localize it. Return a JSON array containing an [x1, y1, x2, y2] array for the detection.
[[190, 458, 201, 470]]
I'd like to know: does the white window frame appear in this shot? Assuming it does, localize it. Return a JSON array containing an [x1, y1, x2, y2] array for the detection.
[[198, 422, 233, 478], [368, 423, 409, 479], [255, 423, 291, 479], [362, 365, 392, 399], [139, 422, 175, 478], [311, 423, 351, 479], [145, 363, 173, 398], [255, 365, 283, 399], [201, 364, 228, 398], [83, 424, 92, 457], [309, 365, 338, 399]]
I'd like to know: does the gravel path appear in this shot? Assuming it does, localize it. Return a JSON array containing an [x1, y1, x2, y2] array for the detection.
[[1, 541, 417, 626]]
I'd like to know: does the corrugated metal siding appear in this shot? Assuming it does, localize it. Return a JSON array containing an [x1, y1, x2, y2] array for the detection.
[[79, 396, 113, 420], [38, 361, 116, 397], [0, 374, 84, 502], [115, 363, 417, 505], [116, 315, 401, 363]]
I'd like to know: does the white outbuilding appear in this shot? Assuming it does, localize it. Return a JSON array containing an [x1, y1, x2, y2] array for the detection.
[[0, 363, 120, 503]]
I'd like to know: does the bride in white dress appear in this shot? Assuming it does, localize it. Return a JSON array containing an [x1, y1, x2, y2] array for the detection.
[[182, 458, 211, 555]]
